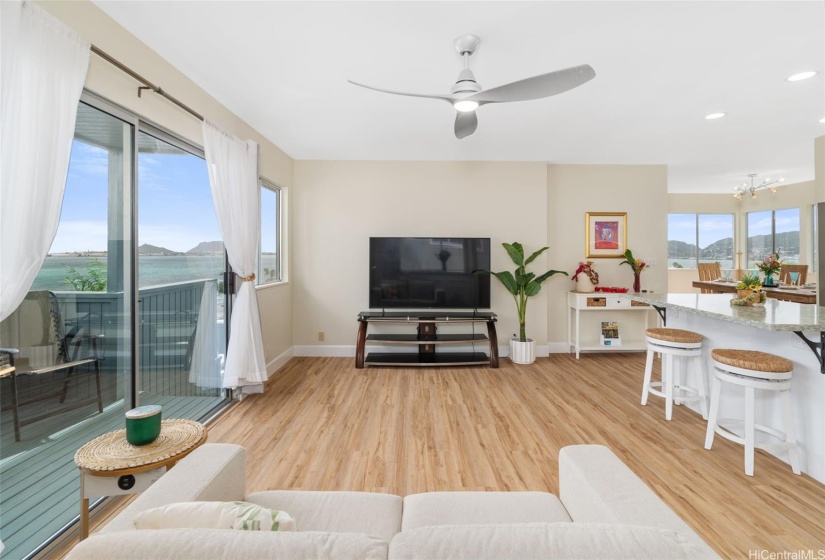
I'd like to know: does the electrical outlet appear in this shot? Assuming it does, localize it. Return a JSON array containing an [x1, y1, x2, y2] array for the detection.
[[317, 331, 325, 342]]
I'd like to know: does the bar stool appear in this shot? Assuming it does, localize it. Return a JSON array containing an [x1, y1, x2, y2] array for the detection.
[[641, 328, 708, 421], [704, 349, 800, 477]]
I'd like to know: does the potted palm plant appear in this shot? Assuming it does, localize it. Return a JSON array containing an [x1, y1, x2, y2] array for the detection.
[[475, 242, 567, 364]]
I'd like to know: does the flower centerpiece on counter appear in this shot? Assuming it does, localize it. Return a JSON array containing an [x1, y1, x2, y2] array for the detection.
[[572, 261, 599, 293], [619, 249, 646, 293], [756, 252, 784, 287]]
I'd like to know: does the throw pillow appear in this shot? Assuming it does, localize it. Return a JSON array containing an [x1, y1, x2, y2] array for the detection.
[[133, 501, 297, 532]]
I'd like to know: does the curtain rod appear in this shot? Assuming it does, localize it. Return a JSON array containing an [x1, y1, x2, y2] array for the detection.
[[90, 45, 204, 122]]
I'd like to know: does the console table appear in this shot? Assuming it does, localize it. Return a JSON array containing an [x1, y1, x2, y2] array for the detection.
[[567, 292, 653, 359], [355, 311, 498, 368]]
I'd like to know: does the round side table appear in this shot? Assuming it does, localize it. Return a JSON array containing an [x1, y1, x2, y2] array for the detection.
[[74, 418, 207, 539]]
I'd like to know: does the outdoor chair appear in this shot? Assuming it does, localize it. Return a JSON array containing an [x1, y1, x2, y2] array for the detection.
[[0, 291, 103, 442]]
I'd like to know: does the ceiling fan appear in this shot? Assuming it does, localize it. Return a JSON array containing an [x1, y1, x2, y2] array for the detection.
[[348, 34, 596, 139]]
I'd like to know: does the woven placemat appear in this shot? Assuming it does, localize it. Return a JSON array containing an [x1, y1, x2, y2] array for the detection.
[[75, 419, 206, 472]]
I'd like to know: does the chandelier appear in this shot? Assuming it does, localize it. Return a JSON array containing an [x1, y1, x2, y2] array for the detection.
[[732, 174, 785, 199]]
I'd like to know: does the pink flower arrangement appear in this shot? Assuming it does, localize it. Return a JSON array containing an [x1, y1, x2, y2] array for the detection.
[[572, 261, 599, 285], [756, 252, 784, 277]]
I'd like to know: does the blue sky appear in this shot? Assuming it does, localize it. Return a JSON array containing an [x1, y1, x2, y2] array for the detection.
[[51, 139, 223, 253]]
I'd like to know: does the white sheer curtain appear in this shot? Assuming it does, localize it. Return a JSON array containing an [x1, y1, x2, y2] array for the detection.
[[0, 1, 90, 321], [188, 279, 222, 388], [202, 120, 266, 393]]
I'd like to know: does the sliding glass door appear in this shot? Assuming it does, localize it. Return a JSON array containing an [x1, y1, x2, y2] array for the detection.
[[0, 99, 134, 559], [137, 128, 226, 407], [0, 95, 231, 559]]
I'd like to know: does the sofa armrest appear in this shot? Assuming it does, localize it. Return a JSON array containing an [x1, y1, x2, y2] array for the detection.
[[558, 445, 718, 558], [98, 443, 246, 534]]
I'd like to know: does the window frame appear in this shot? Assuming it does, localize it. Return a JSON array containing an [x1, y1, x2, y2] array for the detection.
[[667, 212, 735, 269], [258, 179, 282, 286], [746, 207, 801, 268]]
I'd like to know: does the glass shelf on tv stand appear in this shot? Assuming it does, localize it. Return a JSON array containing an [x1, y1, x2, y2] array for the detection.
[[356, 311, 498, 368]]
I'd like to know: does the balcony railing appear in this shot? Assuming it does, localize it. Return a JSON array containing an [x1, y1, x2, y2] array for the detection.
[[39, 278, 224, 400]]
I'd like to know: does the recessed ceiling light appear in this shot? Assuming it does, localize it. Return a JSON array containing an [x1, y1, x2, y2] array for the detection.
[[787, 71, 817, 82], [820, 117, 825, 123], [705, 112, 726, 120]]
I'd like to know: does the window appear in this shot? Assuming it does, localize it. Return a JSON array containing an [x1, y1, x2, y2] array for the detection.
[[259, 180, 282, 285], [667, 214, 735, 269], [746, 208, 800, 267]]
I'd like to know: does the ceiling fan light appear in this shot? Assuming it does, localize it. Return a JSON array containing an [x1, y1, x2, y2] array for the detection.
[[453, 100, 478, 113]]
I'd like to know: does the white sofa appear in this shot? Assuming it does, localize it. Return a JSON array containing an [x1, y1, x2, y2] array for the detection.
[[67, 443, 718, 559]]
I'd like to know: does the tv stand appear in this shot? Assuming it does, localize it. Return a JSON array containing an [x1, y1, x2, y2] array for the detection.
[[355, 311, 498, 368]]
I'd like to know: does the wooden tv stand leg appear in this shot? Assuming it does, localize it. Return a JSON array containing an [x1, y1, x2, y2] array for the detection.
[[355, 319, 367, 368], [487, 320, 499, 368]]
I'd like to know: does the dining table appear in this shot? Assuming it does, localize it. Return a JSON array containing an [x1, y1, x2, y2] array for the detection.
[[691, 280, 817, 304]]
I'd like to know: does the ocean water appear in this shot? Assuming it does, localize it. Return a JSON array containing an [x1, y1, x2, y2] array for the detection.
[[32, 255, 240, 291]]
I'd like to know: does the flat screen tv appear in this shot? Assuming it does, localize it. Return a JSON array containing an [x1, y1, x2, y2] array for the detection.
[[369, 237, 491, 309]]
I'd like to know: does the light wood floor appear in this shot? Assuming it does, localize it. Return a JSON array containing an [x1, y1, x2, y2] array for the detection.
[[69, 354, 825, 558]]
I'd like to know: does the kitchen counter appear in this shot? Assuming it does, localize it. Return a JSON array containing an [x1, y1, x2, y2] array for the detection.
[[627, 293, 824, 331], [624, 292, 825, 483]]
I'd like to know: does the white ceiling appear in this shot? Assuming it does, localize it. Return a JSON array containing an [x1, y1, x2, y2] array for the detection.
[[93, 1, 825, 193]]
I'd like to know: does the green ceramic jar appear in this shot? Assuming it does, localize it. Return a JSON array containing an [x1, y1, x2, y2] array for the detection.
[[125, 405, 162, 446]]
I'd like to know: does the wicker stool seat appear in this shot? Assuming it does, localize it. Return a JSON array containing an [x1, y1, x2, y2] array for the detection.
[[646, 328, 703, 345], [641, 328, 708, 421], [705, 349, 800, 476]]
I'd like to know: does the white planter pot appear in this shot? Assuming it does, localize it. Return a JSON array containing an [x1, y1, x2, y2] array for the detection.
[[510, 338, 536, 365], [576, 276, 596, 293]]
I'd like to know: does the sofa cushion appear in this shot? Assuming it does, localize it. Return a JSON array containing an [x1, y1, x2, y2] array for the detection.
[[65, 529, 388, 560], [246, 490, 402, 543], [388, 523, 718, 560], [401, 491, 571, 531], [100, 443, 247, 534], [133, 501, 297, 531]]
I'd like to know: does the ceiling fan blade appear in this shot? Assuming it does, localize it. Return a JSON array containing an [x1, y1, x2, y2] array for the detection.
[[469, 64, 596, 104], [454, 111, 478, 139], [348, 80, 455, 103]]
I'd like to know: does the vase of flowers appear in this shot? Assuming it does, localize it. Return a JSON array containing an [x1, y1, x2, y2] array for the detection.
[[619, 249, 647, 292], [756, 252, 784, 286], [572, 261, 599, 293]]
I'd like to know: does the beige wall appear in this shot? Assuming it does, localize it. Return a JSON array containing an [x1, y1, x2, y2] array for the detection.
[[39, 0, 295, 370], [547, 165, 668, 348], [667, 181, 817, 292], [292, 161, 550, 352]]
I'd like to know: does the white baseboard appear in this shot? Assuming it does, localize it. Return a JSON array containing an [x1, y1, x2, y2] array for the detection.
[[546, 342, 570, 354], [267, 347, 294, 374], [293, 345, 354, 357]]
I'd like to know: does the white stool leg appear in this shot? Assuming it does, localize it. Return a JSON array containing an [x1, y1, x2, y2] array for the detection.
[[673, 355, 682, 406], [744, 386, 755, 476], [665, 353, 674, 421], [641, 347, 654, 406], [704, 374, 721, 449], [695, 354, 708, 420], [780, 389, 801, 475]]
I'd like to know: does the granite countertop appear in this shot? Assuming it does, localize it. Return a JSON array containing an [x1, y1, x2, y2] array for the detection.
[[626, 293, 824, 331]]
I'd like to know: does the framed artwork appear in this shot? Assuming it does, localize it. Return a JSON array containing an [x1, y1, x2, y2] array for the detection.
[[585, 212, 627, 258]]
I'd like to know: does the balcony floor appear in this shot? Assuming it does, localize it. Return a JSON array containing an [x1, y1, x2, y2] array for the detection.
[[0, 370, 224, 560]]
